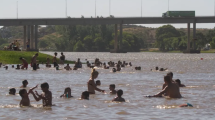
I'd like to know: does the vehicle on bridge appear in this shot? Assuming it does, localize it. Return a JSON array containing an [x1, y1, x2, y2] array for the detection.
[[162, 11, 195, 17]]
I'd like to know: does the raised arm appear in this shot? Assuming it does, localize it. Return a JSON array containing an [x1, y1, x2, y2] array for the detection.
[[30, 91, 41, 101]]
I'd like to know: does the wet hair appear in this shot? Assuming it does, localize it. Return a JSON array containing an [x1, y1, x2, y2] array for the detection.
[[96, 80, 101, 84], [112, 68, 116, 72], [19, 57, 23, 60], [22, 80, 28, 85], [61, 52, 63, 55], [41, 82, 49, 89], [91, 69, 99, 79], [175, 79, 181, 85], [167, 72, 173, 78], [117, 89, 123, 97], [164, 75, 171, 83], [82, 91, 89, 100], [110, 84, 115, 89], [54, 52, 57, 56], [64, 87, 71, 94], [19, 89, 27, 98], [155, 67, 159, 70], [9, 88, 16, 95]]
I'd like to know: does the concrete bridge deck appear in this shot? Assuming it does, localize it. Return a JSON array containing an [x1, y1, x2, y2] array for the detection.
[[1, 17, 215, 26]]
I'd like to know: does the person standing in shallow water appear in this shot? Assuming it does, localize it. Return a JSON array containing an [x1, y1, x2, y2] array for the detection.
[[53, 52, 58, 67], [87, 69, 105, 94], [60, 52, 65, 64], [31, 53, 38, 70]]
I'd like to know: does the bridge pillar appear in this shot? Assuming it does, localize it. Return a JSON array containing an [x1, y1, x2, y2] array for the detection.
[[114, 24, 118, 51], [23, 26, 26, 49], [193, 22, 196, 49], [30, 25, 34, 49], [187, 23, 190, 52], [27, 25, 31, 49], [119, 23, 123, 50], [35, 25, 38, 50]]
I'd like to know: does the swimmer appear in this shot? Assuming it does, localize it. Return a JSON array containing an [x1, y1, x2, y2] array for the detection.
[[112, 68, 116, 72], [4, 66, 8, 70], [175, 79, 186, 87], [60, 87, 73, 98], [112, 89, 125, 102], [16, 64, 20, 70], [162, 72, 175, 90], [129, 62, 132, 66], [179, 103, 193, 107], [31, 82, 52, 107], [81, 91, 89, 100], [109, 84, 117, 94], [19, 57, 28, 70], [37, 64, 40, 69], [64, 64, 72, 70], [155, 67, 159, 71], [9, 88, 16, 95], [12, 65, 14, 68], [53, 52, 58, 67], [149, 75, 182, 98], [135, 66, 141, 70], [20, 80, 28, 88], [96, 80, 101, 86], [87, 69, 105, 94], [46, 63, 51, 67], [159, 68, 168, 71], [19, 85, 38, 106], [116, 64, 121, 71]]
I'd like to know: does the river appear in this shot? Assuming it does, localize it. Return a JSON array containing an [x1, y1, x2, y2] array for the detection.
[[0, 52, 215, 119]]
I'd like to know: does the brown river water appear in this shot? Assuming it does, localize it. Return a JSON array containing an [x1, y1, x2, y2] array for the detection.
[[0, 52, 215, 120]]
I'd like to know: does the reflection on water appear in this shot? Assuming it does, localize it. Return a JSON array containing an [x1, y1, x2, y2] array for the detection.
[[0, 52, 215, 119]]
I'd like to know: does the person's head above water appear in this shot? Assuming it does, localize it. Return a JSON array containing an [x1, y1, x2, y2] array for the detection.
[[41, 82, 49, 92], [9, 88, 16, 95], [91, 68, 99, 79], [22, 80, 28, 87], [112, 68, 116, 72], [155, 67, 159, 70], [96, 80, 101, 86], [175, 79, 181, 85], [19, 89, 27, 98], [164, 75, 171, 84], [167, 72, 173, 79], [61, 52, 63, 55], [109, 84, 115, 90], [117, 89, 123, 97], [81, 91, 89, 100]]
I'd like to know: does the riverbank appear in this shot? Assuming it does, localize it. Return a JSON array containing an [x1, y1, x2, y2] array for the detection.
[[0, 51, 75, 64], [141, 49, 215, 53]]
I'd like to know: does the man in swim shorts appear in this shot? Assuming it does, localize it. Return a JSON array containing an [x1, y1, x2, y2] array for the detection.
[[53, 52, 58, 67]]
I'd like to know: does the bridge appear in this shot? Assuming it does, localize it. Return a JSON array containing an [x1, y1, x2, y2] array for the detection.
[[1, 16, 215, 52]]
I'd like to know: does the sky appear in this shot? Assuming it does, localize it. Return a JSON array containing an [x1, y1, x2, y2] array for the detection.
[[0, 0, 215, 28]]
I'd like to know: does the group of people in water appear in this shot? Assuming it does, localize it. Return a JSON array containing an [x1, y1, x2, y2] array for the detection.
[[1, 52, 190, 107]]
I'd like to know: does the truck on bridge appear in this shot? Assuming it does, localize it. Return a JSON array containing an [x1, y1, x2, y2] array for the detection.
[[162, 11, 195, 17]]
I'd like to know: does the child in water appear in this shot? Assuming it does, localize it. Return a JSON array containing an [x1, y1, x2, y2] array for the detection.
[[109, 84, 117, 94], [112, 89, 125, 102], [96, 80, 101, 86], [19, 85, 38, 106], [81, 91, 89, 100], [20, 80, 28, 88], [31, 82, 52, 107], [87, 69, 105, 94], [60, 87, 73, 98], [9, 88, 16, 95]]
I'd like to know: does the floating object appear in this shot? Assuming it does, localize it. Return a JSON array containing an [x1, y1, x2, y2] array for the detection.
[[201, 58, 203, 60]]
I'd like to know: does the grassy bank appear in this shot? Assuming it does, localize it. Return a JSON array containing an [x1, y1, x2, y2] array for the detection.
[[0, 51, 75, 64]]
